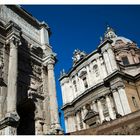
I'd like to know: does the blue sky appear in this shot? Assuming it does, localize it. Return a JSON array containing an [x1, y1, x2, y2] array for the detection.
[[22, 5, 140, 131]]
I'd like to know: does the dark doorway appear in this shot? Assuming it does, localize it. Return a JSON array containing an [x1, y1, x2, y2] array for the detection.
[[17, 98, 36, 135]]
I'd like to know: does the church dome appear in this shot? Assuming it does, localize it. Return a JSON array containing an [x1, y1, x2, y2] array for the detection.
[[111, 36, 133, 46], [104, 26, 134, 48]]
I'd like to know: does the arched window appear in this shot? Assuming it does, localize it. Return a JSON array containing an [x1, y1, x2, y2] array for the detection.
[[122, 56, 129, 65], [93, 64, 99, 77]]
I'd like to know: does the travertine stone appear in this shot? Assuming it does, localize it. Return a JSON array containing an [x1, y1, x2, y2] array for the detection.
[[102, 50, 112, 74], [112, 89, 124, 116], [47, 58, 61, 131], [106, 95, 115, 119], [7, 37, 20, 122], [107, 47, 118, 71], [97, 100, 104, 123], [118, 87, 131, 115]]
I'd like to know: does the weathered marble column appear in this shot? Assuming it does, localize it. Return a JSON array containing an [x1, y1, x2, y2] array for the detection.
[[97, 99, 104, 123], [47, 59, 61, 131], [106, 94, 115, 120], [5, 37, 20, 134]]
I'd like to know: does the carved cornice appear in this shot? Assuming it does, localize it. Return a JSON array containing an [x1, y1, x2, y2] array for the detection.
[[6, 21, 21, 40], [43, 54, 56, 69]]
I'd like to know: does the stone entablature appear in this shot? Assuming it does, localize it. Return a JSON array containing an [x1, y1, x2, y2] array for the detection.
[[0, 5, 62, 135]]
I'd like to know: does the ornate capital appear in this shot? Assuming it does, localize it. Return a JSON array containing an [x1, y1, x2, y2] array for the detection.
[[10, 36, 21, 47], [6, 36, 21, 49]]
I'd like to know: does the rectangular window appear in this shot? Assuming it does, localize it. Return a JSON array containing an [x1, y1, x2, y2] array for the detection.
[[83, 77, 88, 88], [122, 56, 129, 65]]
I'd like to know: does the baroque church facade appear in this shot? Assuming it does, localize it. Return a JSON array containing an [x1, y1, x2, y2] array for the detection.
[[59, 26, 140, 133], [0, 5, 62, 135]]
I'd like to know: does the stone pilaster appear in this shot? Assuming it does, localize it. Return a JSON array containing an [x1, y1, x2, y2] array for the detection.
[[118, 86, 131, 115], [86, 65, 91, 87], [97, 99, 104, 123], [112, 88, 124, 116], [96, 57, 103, 80], [46, 58, 61, 133], [105, 94, 115, 120], [102, 50, 112, 74], [107, 48, 118, 71], [81, 107, 86, 129], [64, 117, 68, 133], [0, 87, 3, 119], [76, 112, 80, 130], [91, 101, 98, 112]]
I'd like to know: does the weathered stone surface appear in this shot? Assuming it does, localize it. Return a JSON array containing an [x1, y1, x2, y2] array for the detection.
[[0, 5, 62, 135]]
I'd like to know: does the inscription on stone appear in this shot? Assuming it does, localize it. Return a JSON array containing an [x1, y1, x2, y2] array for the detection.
[[0, 6, 40, 43]]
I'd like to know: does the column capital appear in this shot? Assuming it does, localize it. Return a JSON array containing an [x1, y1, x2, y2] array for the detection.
[[6, 36, 21, 49], [43, 55, 56, 67], [111, 88, 117, 93], [118, 85, 125, 90]]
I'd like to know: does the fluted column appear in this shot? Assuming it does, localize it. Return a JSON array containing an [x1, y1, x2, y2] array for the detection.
[[106, 94, 115, 120], [47, 59, 61, 131]]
